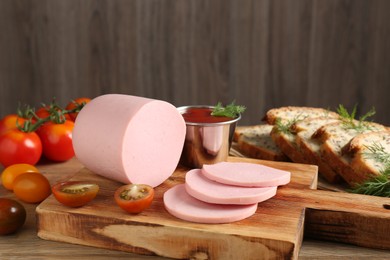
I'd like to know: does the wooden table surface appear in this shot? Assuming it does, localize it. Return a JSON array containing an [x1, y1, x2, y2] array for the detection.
[[0, 158, 389, 259]]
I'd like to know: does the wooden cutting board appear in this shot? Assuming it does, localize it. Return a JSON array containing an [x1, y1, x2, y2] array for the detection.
[[36, 157, 390, 260]]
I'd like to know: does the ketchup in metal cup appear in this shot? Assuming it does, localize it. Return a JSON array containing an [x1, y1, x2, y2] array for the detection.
[[181, 107, 233, 123]]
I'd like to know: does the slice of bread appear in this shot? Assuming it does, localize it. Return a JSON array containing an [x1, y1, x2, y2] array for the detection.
[[234, 124, 288, 161], [314, 121, 387, 186], [348, 131, 390, 181], [264, 106, 338, 125], [268, 106, 339, 166], [294, 117, 342, 183]]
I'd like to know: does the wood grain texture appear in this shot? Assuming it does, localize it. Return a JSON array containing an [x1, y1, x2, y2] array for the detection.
[[1, 158, 390, 259], [0, 0, 390, 125], [37, 157, 319, 260], [35, 156, 390, 259]]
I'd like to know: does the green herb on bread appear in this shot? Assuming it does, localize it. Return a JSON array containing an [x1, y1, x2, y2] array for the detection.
[[350, 143, 390, 197], [337, 104, 376, 133]]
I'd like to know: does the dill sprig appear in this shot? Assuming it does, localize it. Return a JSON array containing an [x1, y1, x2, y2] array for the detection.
[[363, 143, 390, 167], [350, 169, 390, 197], [274, 117, 300, 135], [336, 104, 376, 133], [349, 143, 390, 197], [211, 101, 246, 118]]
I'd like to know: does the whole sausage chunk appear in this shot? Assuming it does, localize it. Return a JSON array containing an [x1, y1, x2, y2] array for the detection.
[[164, 184, 258, 224], [202, 162, 291, 187], [72, 94, 186, 187], [185, 169, 277, 205]]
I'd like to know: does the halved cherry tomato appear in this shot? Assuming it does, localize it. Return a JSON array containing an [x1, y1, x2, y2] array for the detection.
[[65, 97, 91, 121], [0, 129, 42, 167], [13, 172, 51, 203], [0, 114, 27, 136], [37, 120, 75, 162], [52, 181, 99, 207], [114, 184, 154, 214], [0, 198, 26, 235], [1, 164, 40, 191]]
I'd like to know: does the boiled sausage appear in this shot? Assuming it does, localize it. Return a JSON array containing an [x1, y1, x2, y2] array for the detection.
[[164, 184, 258, 224], [202, 162, 290, 187], [72, 94, 186, 187], [185, 169, 277, 205]]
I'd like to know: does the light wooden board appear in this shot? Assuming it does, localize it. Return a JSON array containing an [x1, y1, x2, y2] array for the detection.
[[36, 157, 390, 259]]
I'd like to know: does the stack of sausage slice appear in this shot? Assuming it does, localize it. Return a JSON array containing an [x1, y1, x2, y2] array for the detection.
[[163, 162, 291, 224]]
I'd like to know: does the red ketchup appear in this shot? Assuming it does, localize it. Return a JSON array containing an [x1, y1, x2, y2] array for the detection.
[[181, 107, 233, 123]]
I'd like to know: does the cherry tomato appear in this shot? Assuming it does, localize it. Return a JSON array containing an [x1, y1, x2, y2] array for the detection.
[[0, 198, 26, 235], [52, 181, 99, 207], [1, 164, 40, 191], [0, 129, 42, 167], [37, 120, 75, 162], [114, 184, 154, 214], [65, 97, 91, 121], [35, 106, 72, 122], [0, 114, 27, 136], [13, 172, 51, 203]]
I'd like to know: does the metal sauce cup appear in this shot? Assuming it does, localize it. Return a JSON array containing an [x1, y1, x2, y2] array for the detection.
[[177, 105, 241, 168]]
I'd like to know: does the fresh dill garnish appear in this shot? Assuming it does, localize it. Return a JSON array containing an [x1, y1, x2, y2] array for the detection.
[[349, 169, 390, 197], [363, 143, 390, 167], [336, 104, 376, 133], [349, 143, 390, 197], [275, 117, 300, 135], [274, 113, 308, 135], [211, 101, 246, 118]]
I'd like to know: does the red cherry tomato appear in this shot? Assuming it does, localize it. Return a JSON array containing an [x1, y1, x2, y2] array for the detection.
[[0, 129, 42, 167], [13, 172, 51, 203], [65, 97, 91, 121], [52, 181, 99, 207], [0, 198, 26, 235], [0, 114, 27, 136], [35, 106, 71, 122], [37, 120, 75, 162], [114, 184, 154, 214], [1, 163, 40, 191]]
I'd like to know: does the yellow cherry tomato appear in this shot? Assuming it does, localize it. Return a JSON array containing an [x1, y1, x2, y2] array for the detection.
[[1, 164, 40, 191]]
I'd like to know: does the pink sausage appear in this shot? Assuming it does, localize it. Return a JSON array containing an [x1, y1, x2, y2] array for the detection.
[[164, 184, 258, 224], [202, 162, 291, 187], [185, 169, 277, 205], [72, 94, 186, 187]]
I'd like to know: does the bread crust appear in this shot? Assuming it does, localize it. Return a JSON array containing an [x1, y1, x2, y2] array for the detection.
[[294, 117, 342, 183], [316, 121, 387, 186], [235, 124, 288, 161], [348, 131, 390, 180], [264, 106, 339, 125]]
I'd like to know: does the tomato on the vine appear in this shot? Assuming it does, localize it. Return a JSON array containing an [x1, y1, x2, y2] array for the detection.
[[0, 198, 26, 235], [1, 163, 40, 191], [52, 181, 99, 207], [35, 106, 71, 122], [0, 114, 27, 136], [0, 129, 42, 167], [13, 172, 51, 203], [37, 120, 75, 162], [65, 97, 91, 121], [114, 184, 154, 214]]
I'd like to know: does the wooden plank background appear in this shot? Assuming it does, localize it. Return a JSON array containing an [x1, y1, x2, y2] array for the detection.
[[0, 0, 389, 125]]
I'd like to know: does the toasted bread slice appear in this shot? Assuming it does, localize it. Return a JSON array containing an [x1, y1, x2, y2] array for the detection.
[[234, 124, 288, 161], [348, 131, 390, 181], [264, 106, 338, 125], [314, 121, 387, 186], [294, 117, 342, 183]]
